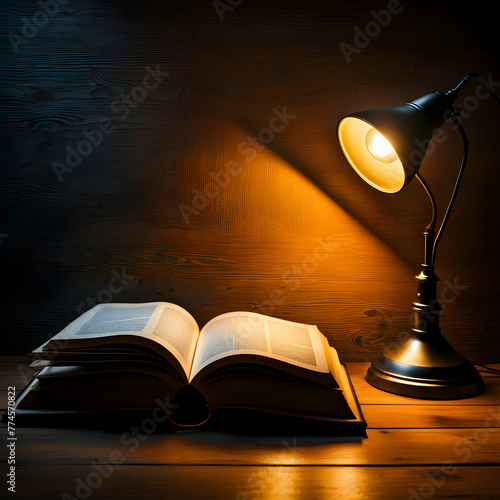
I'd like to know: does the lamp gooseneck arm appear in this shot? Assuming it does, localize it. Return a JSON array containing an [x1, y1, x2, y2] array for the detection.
[[428, 70, 499, 265], [415, 116, 468, 267], [431, 116, 469, 265], [415, 173, 437, 266], [415, 173, 437, 232]]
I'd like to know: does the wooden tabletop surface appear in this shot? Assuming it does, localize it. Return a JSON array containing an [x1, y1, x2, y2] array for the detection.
[[1, 356, 499, 499]]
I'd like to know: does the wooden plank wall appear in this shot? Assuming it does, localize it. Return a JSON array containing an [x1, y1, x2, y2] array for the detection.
[[1, 0, 499, 361]]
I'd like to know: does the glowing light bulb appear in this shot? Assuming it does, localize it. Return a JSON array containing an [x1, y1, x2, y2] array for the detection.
[[366, 128, 398, 163]]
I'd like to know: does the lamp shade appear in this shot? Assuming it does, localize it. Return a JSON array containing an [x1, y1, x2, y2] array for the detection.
[[337, 91, 455, 193]]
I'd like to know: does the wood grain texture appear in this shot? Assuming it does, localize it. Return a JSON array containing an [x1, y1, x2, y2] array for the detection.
[[8, 465, 500, 500], [6, 427, 499, 466], [2, 359, 499, 499], [1, 0, 499, 362]]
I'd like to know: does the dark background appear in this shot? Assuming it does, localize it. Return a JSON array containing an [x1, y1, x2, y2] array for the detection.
[[1, 0, 499, 362]]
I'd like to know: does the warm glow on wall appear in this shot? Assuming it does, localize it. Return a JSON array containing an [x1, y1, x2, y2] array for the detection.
[[145, 117, 413, 346]]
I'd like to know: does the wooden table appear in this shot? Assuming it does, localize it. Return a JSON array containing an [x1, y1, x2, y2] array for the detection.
[[2, 357, 499, 499]]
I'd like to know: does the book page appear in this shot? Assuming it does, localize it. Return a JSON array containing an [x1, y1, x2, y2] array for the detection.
[[189, 311, 330, 381], [42, 302, 199, 376]]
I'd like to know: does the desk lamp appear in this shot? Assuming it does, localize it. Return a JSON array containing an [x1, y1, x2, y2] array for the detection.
[[337, 73, 494, 399]]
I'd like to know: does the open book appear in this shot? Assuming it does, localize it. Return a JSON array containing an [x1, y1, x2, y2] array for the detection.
[[13, 302, 366, 435]]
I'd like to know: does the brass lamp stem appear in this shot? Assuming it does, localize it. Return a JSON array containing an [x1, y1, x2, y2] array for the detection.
[[415, 173, 437, 266]]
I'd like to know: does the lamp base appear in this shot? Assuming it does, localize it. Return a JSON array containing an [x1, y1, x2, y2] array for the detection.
[[366, 331, 483, 400]]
